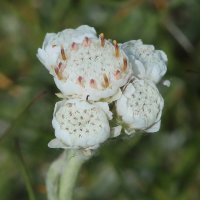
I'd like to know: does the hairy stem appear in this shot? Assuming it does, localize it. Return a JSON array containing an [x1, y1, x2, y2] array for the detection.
[[46, 151, 66, 200], [58, 150, 86, 200]]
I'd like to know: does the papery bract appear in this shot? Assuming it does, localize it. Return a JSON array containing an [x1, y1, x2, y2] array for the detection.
[[37, 25, 97, 72]]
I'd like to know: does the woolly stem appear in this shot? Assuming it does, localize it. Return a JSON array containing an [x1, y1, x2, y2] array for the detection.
[[58, 150, 86, 200], [46, 151, 66, 200]]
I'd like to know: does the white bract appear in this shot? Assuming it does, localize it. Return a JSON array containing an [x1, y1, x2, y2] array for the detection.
[[48, 99, 112, 150], [37, 26, 132, 101], [163, 80, 170, 87], [37, 25, 97, 71], [116, 77, 164, 134], [121, 40, 167, 84]]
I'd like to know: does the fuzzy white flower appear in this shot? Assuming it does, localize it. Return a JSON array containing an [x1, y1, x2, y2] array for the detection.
[[116, 77, 164, 134], [48, 99, 112, 151], [37, 26, 132, 101], [121, 40, 167, 84]]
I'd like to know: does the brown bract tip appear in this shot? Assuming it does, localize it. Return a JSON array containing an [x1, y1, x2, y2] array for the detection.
[[60, 45, 66, 60], [55, 67, 63, 80], [90, 79, 97, 89], [82, 37, 90, 47], [103, 74, 109, 88], [123, 56, 127, 71], [113, 40, 119, 57], [78, 76, 83, 86], [115, 70, 122, 80], [100, 33, 105, 47], [71, 42, 78, 50]]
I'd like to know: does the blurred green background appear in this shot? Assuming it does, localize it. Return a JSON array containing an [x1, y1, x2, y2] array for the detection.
[[1, 0, 200, 199]]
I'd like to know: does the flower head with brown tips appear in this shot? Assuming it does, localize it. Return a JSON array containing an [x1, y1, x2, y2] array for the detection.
[[37, 26, 132, 101]]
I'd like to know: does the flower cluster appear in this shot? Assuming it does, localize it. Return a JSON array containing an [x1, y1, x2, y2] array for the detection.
[[37, 25, 168, 154]]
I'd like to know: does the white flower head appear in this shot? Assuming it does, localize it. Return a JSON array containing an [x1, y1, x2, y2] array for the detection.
[[37, 26, 132, 101], [121, 40, 167, 84], [48, 99, 112, 150], [116, 77, 164, 134]]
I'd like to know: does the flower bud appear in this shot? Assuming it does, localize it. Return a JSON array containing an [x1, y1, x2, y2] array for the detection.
[[121, 40, 167, 84], [116, 77, 164, 134]]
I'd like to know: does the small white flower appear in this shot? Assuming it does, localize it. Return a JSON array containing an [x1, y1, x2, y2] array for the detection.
[[37, 26, 132, 101], [121, 40, 167, 84], [48, 99, 112, 150], [116, 77, 164, 134]]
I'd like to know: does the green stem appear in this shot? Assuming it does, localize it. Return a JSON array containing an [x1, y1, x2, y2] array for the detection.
[[14, 138, 36, 200], [58, 150, 86, 200], [0, 91, 46, 143]]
